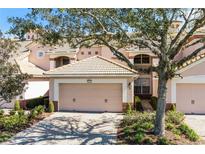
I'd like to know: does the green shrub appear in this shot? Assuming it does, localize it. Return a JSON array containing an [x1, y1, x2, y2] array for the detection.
[[35, 105, 45, 115], [135, 96, 143, 111], [124, 127, 132, 135], [122, 112, 155, 127], [0, 132, 12, 142], [150, 96, 158, 110], [172, 128, 182, 135], [126, 103, 133, 115], [179, 123, 200, 141], [17, 109, 25, 116], [9, 110, 16, 116], [29, 109, 38, 119], [134, 132, 145, 144], [14, 100, 21, 111], [143, 137, 153, 145], [48, 101, 55, 113], [157, 137, 170, 145], [0, 109, 4, 116], [0, 114, 28, 131], [166, 122, 175, 130], [141, 122, 154, 130], [166, 110, 184, 125]]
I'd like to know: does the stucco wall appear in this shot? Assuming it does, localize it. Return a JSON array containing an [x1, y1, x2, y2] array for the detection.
[[28, 45, 51, 70], [76, 46, 102, 60]]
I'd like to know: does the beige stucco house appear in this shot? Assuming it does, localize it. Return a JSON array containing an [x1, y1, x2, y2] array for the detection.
[[3, 26, 205, 113]]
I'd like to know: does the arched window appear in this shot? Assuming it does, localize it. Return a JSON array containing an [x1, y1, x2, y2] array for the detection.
[[134, 54, 150, 64], [55, 56, 70, 68]]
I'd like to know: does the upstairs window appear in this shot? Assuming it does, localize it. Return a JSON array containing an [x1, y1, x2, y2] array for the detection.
[[95, 51, 98, 55], [55, 57, 70, 68], [88, 51, 91, 55], [134, 54, 150, 64], [62, 58, 70, 65]]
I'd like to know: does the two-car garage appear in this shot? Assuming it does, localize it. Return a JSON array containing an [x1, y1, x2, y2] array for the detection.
[[46, 56, 137, 113], [59, 83, 122, 112]]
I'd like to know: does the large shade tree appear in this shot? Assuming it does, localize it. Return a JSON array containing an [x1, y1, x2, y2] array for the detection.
[[9, 8, 205, 136], [0, 31, 29, 107]]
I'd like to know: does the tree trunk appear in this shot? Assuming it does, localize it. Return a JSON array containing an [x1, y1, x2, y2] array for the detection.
[[154, 73, 168, 136]]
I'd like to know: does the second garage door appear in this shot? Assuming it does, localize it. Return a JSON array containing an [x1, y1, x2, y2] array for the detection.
[[176, 83, 205, 114], [59, 83, 122, 112]]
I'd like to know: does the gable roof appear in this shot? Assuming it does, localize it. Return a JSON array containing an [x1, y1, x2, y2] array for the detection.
[[44, 56, 138, 77]]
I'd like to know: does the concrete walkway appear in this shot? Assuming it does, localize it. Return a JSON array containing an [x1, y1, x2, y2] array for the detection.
[[2, 112, 123, 145], [185, 115, 205, 140]]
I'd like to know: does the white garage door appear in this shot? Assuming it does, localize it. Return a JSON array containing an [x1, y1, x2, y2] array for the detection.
[[59, 83, 122, 112], [176, 83, 205, 114]]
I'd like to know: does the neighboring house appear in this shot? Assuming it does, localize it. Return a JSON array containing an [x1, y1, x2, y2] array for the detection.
[[2, 24, 205, 113]]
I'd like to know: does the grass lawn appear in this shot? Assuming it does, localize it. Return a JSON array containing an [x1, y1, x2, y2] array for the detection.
[[0, 106, 52, 143], [117, 110, 205, 145]]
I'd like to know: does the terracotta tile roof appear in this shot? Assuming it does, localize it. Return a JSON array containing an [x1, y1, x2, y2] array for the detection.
[[178, 53, 205, 70], [44, 56, 138, 77]]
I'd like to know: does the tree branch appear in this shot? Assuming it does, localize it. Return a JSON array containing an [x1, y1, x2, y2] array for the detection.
[[169, 9, 194, 48], [185, 37, 205, 48], [169, 10, 205, 59]]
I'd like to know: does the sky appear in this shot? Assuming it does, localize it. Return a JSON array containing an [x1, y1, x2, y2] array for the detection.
[[0, 8, 29, 34]]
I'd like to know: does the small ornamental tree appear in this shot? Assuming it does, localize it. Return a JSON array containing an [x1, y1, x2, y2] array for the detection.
[[8, 8, 205, 136], [0, 31, 30, 107]]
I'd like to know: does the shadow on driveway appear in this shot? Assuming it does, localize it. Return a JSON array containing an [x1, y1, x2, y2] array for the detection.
[[2, 113, 122, 145]]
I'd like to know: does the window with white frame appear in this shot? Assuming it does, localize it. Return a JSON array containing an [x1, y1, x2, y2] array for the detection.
[[135, 78, 151, 94]]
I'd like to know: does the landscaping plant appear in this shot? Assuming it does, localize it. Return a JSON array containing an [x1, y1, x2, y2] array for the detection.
[[135, 96, 143, 111], [126, 103, 133, 116], [0, 109, 4, 116], [9, 110, 16, 116], [48, 101, 54, 113], [119, 111, 201, 145], [14, 100, 21, 111]]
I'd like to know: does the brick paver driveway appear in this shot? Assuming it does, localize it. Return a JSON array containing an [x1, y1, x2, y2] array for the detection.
[[2, 112, 123, 145]]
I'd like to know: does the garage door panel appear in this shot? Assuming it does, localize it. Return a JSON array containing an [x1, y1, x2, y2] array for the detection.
[[176, 83, 205, 114], [59, 83, 122, 112]]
